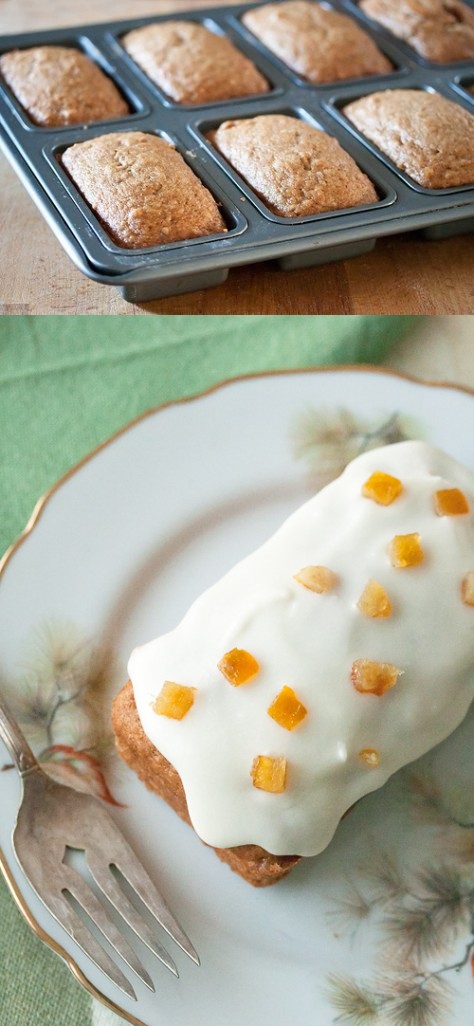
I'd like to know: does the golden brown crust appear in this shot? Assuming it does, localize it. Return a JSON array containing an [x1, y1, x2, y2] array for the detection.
[[121, 21, 269, 104], [359, 0, 474, 63], [343, 89, 474, 188], [241, 0, 392, 83], [208, 114, 378, 217], [0, 45, 129, 127], [111, 682, 301, 886], [62, 131, 226, 248]]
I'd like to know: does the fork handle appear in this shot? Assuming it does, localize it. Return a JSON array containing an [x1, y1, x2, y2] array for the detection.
[[0, 694, 40, 776]]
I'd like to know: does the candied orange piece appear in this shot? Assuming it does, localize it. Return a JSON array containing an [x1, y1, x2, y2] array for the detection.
[[357, 580, 392, 618], [267, 686, 308, 731], [293, 565, 337, 593], [434, 488, 470, 517], [461, 571, 474, 607], [218, 648, 259, 686], [362, 471, 403, 506], [153, 681, 195, 720], [251, 755, 287, 793], [389, 532, 424, 568], [351, 659, 403, 696], [359, 748, 380, 768]]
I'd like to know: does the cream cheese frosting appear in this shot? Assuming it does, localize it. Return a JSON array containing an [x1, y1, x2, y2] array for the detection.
[[128, 442, 474, 857]]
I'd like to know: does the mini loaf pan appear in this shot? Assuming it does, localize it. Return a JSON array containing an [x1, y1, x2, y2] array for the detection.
[[0, 0, 473, 302]]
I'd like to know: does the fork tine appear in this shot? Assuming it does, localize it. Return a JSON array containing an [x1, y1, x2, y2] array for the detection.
[[87, 853, 180, 976], [50, 894, 137, 1001], [94, 815, 200, 966], [113, 853, 200, 966], [62, 869, 159, 989]]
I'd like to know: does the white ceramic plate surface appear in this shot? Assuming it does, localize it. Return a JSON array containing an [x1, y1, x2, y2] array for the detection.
[[1, 367, 473, 1026]]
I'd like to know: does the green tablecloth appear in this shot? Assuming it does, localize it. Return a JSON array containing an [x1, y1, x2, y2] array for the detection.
[[0, 314, 415, 1026]]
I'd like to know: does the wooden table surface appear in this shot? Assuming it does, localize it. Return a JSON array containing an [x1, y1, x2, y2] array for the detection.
[[1, 0, 473, 315]]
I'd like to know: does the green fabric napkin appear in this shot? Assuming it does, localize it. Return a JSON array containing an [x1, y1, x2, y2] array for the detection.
[[0, 313, 416, 1026]]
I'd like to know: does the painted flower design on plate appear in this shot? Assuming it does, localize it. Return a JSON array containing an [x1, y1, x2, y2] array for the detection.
[[290, 407, 420, 491], [325, 756, 474, 1026], [1, 621, 122, 805]]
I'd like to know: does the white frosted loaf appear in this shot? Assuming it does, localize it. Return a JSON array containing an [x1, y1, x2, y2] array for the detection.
[[129, 442, 474, 857]]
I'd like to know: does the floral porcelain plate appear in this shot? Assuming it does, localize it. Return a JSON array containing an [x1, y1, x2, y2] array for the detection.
[[1, 367, 473, 1026]]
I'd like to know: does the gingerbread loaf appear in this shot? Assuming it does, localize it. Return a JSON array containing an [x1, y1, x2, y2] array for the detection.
[[241, 0, 392, 83], [359, 0, 474, 64], [0, 45, 128, 127], [121, 21, 269, 104], [343, 89, 474, 188], [116, 442, 474, 887], [62, 131, 226, 248], [208, 114, 378, 216]]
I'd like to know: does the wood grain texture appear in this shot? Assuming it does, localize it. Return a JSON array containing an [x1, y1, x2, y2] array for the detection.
[[1, 0, 473, 315]]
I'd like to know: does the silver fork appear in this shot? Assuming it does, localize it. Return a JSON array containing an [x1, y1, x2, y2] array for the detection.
[[0, 695, 199, 1000]]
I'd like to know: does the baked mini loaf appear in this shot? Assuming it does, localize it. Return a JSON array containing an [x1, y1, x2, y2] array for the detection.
[[112, 682, 301, 886], [241, 0, 392, 83], [62, 131, 226, 248], [0, 46, 128, 127], [359, 0, 474, 64], [208, 114, 377, 216], [120, 442, 474, 886], [343, 89, 474, 188], [121, 20, 269, 104]]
